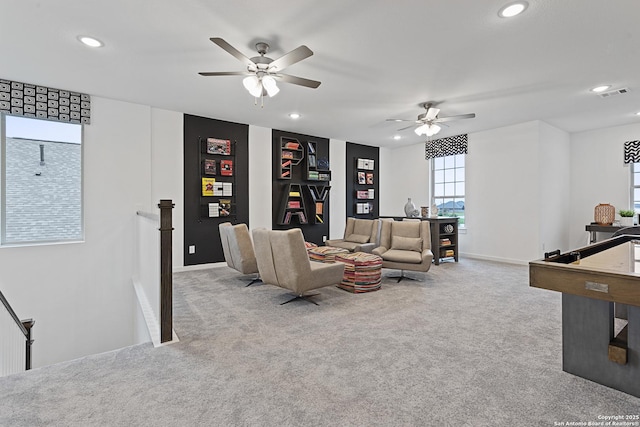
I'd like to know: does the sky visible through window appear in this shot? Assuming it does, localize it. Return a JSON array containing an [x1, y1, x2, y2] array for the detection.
[[5, 115, 81, 144]]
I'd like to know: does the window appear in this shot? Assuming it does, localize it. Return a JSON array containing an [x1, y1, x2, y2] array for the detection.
[[1, 114, 83, 245], [632, 163, 640, 215], [432, 154, 465, 225]]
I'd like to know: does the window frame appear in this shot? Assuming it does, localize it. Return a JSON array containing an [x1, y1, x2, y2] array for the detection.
[[1, 113, 85, 246], [431, 153, 465, 227]]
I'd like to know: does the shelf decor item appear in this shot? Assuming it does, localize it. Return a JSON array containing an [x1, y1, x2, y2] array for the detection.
[[594, 203, 615, 225], [619, 209, 635, 227], [404, 198, 419, 217]]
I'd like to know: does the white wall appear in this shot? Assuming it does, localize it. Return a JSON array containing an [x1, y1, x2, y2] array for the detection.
[[462, 122, 541, 263], [150, 108, 184, 267], [329, 139, 347, 240], [0, 96, 153, 367], [569, 122, 640, 248], [538, 122, 571, 255], [379, 142, 430, 217], [248, 125, 273, 231]]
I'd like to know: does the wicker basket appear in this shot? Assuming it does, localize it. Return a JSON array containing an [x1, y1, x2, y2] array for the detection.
[[594, 203, 615, 225]]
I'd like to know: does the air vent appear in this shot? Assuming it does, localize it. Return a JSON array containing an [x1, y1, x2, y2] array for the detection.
[[599, 87, 630, 98]]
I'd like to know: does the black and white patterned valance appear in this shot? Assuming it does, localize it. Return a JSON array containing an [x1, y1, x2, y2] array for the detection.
[[624, 140, 640, 164], [0, 79, 90, 124], [425, 134, 468, 159]]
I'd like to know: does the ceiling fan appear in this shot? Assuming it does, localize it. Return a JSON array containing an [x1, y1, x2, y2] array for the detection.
[[199, 37, 321, 103], [388, 103, 476, 136]]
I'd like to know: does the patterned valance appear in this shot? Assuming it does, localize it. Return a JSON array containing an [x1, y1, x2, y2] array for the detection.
[[425, 134, 467, 159], [0, 79, 90, 124], [624, 140, 640, 164]]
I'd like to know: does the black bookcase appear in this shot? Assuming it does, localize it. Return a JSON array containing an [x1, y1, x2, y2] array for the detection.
[[272, 129, 330, 245], [184, 114, 249, 266], [346, 142, 379, 218]]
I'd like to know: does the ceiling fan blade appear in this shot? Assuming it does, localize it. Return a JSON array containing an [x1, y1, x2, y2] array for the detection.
[[386, 118, 414, 123], [209, 37, 255, 68], [397, 124, 418, 131], [268, 45, 313, 71], [432, 113, 476, 123], [425, 107, 440, 121], [198, 71, 251, 77], [275, 73, 321, 89]]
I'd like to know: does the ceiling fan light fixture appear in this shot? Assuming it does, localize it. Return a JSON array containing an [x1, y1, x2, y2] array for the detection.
[[415, 123, 442, 137], [262, 75, 279, 97], [243, 75, 262, 97], [426, 124, 441, 136]]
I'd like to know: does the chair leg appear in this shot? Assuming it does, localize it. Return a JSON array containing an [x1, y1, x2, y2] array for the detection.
[[245, 275, 262, 287], [280, 293, 320, 305], [386, 270, 419, 283]]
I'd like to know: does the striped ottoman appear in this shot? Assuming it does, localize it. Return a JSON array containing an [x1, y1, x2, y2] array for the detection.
[[308, 246, 349, 263], [335, 252, 383, 293]]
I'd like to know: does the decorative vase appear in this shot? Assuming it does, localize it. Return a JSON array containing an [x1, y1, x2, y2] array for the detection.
[[404, 198, 417, 217], [421, 206, 429, 218], [594, 203, 615, 225], [431, 204, 439, 217]]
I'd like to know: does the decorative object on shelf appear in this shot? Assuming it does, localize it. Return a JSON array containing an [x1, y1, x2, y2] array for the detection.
[[421, 206, 429, 218], [404, 198, 420, 218], [317, 157, 329, 170], [594, 203, 616, 225], [619, 209, 635, 227], [443, 224, 454, 234], [430, 203, 439, 217]]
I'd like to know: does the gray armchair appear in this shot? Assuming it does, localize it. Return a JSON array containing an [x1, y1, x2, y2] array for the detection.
[[252, 228, 345, 305], [325, 218, 381, 253], [218, 222, 261, 286], [373, 220, 433, 282]]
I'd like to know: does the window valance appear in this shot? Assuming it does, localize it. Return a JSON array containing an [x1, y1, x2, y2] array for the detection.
[[0, 79, 90, 124], [623, 140, 640, 164], [425, 134, 467, 159]]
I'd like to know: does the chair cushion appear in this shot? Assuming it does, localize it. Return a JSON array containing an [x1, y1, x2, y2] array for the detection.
[[345, 233, 370, 244], [391, 221, 420, 237], [382, 249, 423, 264], [391, 236, 423, 252], [353, 220, 373, 236]]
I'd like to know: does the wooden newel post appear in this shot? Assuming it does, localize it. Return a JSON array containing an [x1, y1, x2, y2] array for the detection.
[[21, 319, 34, 370], [158, 199, 174, 343]]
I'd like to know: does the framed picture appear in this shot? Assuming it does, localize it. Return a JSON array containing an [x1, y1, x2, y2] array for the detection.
[[366, 173, 374, 184], [357, 171, 366, 184], [206, 138, 231, 155], [203, 159, 216, 175]]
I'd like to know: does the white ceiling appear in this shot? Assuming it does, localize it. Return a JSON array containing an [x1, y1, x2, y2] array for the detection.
[[2, 0, 640, 148]]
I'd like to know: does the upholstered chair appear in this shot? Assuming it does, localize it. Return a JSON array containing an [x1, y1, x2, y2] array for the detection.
[[251, 228, 279, 286], [218, 222, 261, 286], [373, 220, 433, 282], [253, 228, 345, 305], [325, 218, 381, 253]]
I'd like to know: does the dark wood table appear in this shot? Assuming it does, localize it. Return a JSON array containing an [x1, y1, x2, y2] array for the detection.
[[585, 223, 623, 243], [529, 235, 640, 397]]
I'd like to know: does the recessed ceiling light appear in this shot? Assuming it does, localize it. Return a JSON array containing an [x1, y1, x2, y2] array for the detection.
[[393, 135, 401, 140], [635, 112, 640, 116], [288, 113, 300, 119], [591, 85, 611, 93], [77, 35, 104, 48], [498, 1, 528, 18]]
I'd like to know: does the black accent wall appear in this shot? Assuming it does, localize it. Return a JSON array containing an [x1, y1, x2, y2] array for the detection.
[[183, 114, 249, 265], [346, 142, 380, 218], [272, 129, 330, 245]]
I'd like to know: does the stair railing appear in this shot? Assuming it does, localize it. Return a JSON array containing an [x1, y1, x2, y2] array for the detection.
[[0, 290, 34, 376]]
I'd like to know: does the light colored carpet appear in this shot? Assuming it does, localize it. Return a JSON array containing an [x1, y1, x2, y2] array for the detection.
[[1, 258, 638, 426]]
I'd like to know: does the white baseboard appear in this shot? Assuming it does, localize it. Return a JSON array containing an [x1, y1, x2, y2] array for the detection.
[[132, 279, 179, 347], [459, 252, 529, 266], [173, 262, 227, 273]]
